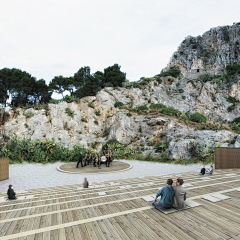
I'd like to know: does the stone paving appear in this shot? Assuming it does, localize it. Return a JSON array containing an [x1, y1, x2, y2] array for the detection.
[[0, 160, 206, 192]]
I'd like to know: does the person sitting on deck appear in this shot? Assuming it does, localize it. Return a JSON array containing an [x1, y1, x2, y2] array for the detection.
[[206, 165, 213, 174], [83, 178, 89, 188], [7, 185, 17, 200], [152, 179, 175, 209], [198, 165, 206, 175], [173, 179, 186, 209]]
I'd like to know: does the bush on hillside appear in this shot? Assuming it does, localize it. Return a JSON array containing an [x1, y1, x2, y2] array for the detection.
[[189, 112, 207, 123], [138, 105, 149, 111], [106, 82, 113, 87], [150, 103, 166, 110], [114, 102, 124, 108], [160, 66, 181, 78], [226, 63, 240, 76], [160, 107, 181, 117], [233, 117, 240, 123], [140, 80, 148, 85]]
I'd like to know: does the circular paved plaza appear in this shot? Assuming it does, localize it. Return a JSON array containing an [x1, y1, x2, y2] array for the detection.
[[58, 161, 132, 174]]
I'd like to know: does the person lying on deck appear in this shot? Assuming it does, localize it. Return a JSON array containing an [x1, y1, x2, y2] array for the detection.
[[206, 165, 213, 174], [152, 179, 175, 209], [7, 185, 17, 200], [173, 179, 186, 209], [198, 165, 205, 175]]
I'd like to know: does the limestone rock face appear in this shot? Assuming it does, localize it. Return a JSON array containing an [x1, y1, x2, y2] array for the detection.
[[166, 24, 240, 76], [1, 23, 240, 159]]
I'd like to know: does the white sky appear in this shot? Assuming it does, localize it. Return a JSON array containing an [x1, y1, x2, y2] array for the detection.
[[1, 0, 240, 87]]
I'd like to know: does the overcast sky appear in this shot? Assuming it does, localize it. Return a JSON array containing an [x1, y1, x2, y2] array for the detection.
[[1, 0, 240, 86]]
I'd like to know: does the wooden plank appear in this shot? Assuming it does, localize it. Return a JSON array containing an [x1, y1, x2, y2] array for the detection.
[[83, 223, 98, 240], [133, 211, 173, 240]]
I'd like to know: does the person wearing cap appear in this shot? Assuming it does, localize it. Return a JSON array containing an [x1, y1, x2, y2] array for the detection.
[[152, 179, 175, 209]]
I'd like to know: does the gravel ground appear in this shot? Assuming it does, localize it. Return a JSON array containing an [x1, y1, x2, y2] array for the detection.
[[0, 160, 208, 192]]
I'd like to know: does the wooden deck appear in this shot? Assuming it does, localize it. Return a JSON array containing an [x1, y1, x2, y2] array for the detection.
[[0, 168, 240, 239]]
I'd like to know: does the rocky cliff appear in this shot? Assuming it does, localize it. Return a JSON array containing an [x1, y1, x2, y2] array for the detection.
[[1, 23, 240, 160], [166, 23, 240, 76]]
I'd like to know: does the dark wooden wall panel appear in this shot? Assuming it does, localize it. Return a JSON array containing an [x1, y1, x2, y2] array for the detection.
[[215, 148, 240, 169], [0, 157, 9, 180]]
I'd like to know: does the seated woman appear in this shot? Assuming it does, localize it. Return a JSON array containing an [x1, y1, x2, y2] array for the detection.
[[7, 185, 17, 200], [206, 165, 213, 174], [173, 179, 186, 209]]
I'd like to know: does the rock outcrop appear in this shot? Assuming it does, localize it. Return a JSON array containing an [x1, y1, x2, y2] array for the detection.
[[1, 23, 240, 159], [166, 23, 240, 76]]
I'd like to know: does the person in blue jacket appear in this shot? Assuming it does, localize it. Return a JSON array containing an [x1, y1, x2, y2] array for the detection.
[[152, 179, 175, 209]]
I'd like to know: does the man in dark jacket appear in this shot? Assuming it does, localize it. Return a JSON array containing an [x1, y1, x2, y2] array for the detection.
[[199, 165, 206, 175], [7, 185, 17, 200], [152, 179, 175, 209], [76, 152, 83, 168]]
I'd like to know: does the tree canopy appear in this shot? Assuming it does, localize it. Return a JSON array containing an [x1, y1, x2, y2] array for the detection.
[[0, 64, 126, 107]]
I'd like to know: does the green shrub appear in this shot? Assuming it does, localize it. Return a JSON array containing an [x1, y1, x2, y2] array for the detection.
[[160, 107, 181, 117], [106, 82, 113, 87], [62, 95, 80, 103], [102, 139, 122, 151], [93, 131, 101, 137], [49, 99, 60, 104], [137, 105, 149, 111], [160, 66, 181, 78], [126, 112, 132, 117], [140, 80, 148, 85], [154, 140, 167, 153], [88, 102, 94, 108], [0, 137, 88, 164], [150, 103, 166, 110], [225, 96, 240, 104], [189, 112, 207, 123], [104, 89, 113, 96], [23, 111, 34, 119], [200, 74, 214, 83], [226, 63, 240, 76], [114, 102, 124, 108], [65, 108, 74, 117], [232, 123, 240, 133], [155, 76, 162, 84], [95, 110, 101, 116], [233, 117, 240, 123], [81, 117, 87, 122]]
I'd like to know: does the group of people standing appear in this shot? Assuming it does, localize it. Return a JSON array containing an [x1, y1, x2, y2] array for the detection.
[[76, 151, 112, 168], [152, 178, 186, 209]]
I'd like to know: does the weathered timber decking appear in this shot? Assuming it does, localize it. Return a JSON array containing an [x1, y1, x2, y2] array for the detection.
[[0, 168, 240, 239]]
